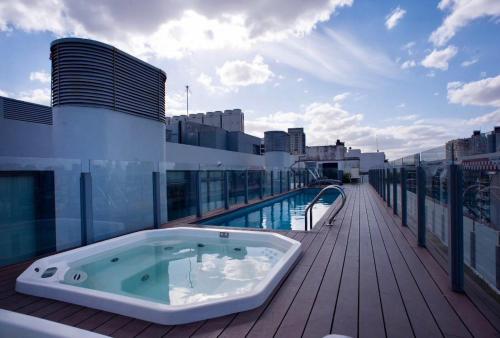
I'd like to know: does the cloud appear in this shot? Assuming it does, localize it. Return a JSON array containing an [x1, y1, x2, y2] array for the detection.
[[333, 92, 350, 103], [16, 88, 51, 105], [447, 75, 500, 107], [196, 72, 233, 94], [401, 41, 415, 55], [430, 0, 500, 46], [395, 114, 418, 121], [245, 97, 455, 159], [421, 45, 458, 70], [29, 70, 51, 83], [262, 29, 399, 88], [0, 0, 353, 59], [216, 55, 273, 87], [385, 6, 406, 30], [296, 77, 303, 82], [0, 87, 50, 105], [400, 59, 416, 69], [461, 58, 478, 67]]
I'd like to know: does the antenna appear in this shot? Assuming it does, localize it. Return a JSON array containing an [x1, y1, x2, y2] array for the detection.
[[186, 85, 190, 116], [376, 135, 379, 152]]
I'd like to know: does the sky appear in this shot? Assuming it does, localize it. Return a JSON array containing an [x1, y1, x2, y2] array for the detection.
[[0, 0, 499, 160]]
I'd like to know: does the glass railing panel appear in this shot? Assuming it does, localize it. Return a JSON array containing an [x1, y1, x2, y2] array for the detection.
[[90, 160, 154, 242], [228, 170, 245, 206], [406, 167, 418, 234], [248, 170, 261, 201], [200, 170, 224, 214], [272, 170, 281, 194], [263, 171, 272, 197], [394, 169, 401, 215], [167, 170, 197, 221], [0, 156, 82, 267], [462, 163, 499, 291], [421, 160, 449, 261]]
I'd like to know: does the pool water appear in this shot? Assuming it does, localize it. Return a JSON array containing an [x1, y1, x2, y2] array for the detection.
[[201, 188, 339, 231], [61, 237, 285, 305]]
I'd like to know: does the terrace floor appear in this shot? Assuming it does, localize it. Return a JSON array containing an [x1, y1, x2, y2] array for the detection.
[[0, 184, 499, 338]]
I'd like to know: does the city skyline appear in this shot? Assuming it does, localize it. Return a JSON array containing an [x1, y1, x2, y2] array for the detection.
[[0, 0, 499, 159]]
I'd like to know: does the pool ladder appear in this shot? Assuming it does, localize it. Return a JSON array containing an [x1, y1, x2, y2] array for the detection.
[[304, 185, 346, 231]]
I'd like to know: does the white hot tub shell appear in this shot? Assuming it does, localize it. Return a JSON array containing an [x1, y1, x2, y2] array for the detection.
[[16, 227, 301, 325]]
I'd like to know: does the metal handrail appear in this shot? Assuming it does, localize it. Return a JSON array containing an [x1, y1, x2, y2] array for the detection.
[[304, 185, 346, 230]]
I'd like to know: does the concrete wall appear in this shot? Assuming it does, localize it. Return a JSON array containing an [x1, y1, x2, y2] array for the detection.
[[165, 142, 264, 170], [0, 114, 53, 158], [52, 106, 166, 164], [264, 151, 292, 169], [360, 152, 385, 172]]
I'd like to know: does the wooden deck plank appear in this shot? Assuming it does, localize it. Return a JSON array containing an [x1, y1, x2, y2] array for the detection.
[[135, 323, 174, 338], [111, 318, 151, 338], [277, 187, 355, 338], [0, 183, 496, 338], [93, 315, 133, 336], [370, 186, 499, 338], [358, 189, 386, 338], [367, 188, 443, 338], [301, 188, 356, 338], [330, 186, 360, 338], [219, 231, 320, 338], [363, 189, 414, 338], [372, 191, 472, 338], [245, 231, 327, 337]]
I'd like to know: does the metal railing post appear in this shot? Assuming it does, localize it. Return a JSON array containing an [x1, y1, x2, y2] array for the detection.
[[417, 166, 426, 247], [393, 168, 397, 215], [152, 172, 161, 228], [448, 163, 464, 292], [195, 171, 202, 217], [224, 171, 229, 209], [270, 171, 274, 195], [80, 172, 93, 245], [401, 167, 407, 227], [244, 170, 249, 204], [382, 169, 386, 201], [386, 168, 391, 207], [279, 170, 283, 193], [259, 170, 264, 199]]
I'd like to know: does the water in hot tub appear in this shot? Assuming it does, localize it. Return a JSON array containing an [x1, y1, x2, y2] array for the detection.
[[61, 238, 285, 305]]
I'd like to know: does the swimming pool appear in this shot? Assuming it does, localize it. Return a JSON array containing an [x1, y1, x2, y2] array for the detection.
[[16, 227, 301, 325], [201, 188, 339, 230]]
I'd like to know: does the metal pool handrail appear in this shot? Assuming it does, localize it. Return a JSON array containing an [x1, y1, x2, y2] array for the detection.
[[304, 185, 346, 231]]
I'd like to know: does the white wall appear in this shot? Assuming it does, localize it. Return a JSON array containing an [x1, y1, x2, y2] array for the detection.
[[360, 152, 385, 172], [165, 142, 264, 170], [52, 106, 166, 164], [264, 151, 292, 169], [0, 116, 53, 158]]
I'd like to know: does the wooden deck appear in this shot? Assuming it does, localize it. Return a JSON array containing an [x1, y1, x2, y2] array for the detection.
[[0, 184, 498, 338]]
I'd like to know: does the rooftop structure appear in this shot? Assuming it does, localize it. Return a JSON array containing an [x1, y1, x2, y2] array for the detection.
[[288, 127, 306, 155], [168, 109, 244, 132], [264, 130, 290, 152]]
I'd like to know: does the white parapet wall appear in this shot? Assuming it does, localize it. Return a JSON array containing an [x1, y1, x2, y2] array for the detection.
[[165, 142, 264, 170]]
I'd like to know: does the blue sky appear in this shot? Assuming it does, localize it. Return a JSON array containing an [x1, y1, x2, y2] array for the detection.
[[0, 0, 499, 159]]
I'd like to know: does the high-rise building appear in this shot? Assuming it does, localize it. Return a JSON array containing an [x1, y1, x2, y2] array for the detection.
[[288, 128, 306, 155]]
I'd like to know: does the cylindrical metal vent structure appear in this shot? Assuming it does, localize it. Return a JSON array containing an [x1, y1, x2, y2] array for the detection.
[[51, 38, 166, 122]]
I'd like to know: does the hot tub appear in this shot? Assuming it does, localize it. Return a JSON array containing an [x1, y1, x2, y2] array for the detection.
[[16, 227, 301, 325]]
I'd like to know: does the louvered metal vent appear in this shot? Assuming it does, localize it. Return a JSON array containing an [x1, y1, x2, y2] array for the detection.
[[51, 38, 166, 122], [1, 96, 52, 125]]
